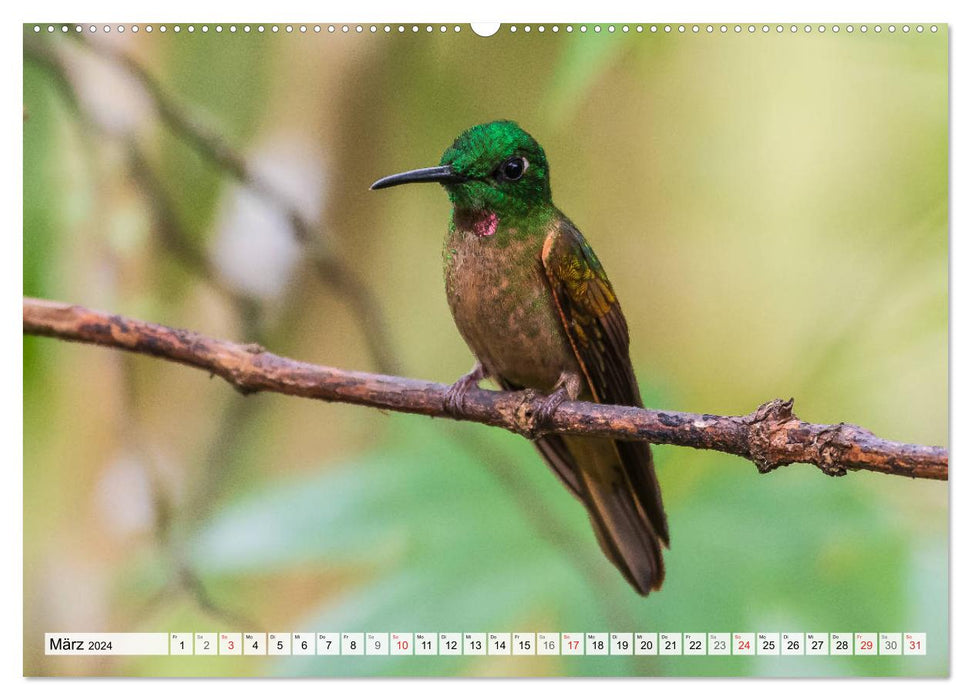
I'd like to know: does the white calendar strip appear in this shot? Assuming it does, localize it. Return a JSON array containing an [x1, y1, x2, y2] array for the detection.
[[46, 632, 927, 657]]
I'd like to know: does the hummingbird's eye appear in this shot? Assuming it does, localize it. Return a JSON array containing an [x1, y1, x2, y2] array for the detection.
[[500, 156, 527, 181]]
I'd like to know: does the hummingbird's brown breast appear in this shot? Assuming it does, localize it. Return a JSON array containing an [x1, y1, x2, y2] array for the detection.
[[443, 220, 580, 393]]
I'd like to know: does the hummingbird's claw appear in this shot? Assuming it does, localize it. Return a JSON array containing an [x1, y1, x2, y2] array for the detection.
[[532, 387, 570, 434], [443, 363, 487, 417], [443, 380, 472, 416], [529, 371, 581, 437]]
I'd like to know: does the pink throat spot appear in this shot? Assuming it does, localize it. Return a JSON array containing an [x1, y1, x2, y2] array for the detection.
[[473, 211, 499, 238]]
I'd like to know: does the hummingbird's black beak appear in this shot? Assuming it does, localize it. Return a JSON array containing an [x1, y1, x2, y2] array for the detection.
[[370, 165, 468, 190]]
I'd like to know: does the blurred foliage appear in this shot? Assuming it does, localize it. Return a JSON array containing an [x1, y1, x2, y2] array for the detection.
[[23, 25, 946, 677]]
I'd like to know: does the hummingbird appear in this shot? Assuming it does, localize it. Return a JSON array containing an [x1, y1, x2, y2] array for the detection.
[[371, 120, 668, 595]]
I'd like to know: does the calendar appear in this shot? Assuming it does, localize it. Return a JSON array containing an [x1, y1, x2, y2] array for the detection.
[[22, 14, 948, 680], [45, 631, 928, 657]]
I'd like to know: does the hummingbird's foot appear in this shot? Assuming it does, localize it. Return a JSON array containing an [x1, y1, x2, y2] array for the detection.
[[443, 362, 487, 416], [533, 391, 568, 433], [531, 371, 582, 435]]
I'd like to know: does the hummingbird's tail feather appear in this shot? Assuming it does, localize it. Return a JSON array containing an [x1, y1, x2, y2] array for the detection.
[[503, 379, 666, 594], [533, 435, 583, 500], [564, 436, 666, 595], [617, 440, 670, 547]]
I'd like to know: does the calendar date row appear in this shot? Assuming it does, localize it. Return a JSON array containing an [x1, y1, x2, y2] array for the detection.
[[47, 632, 927, 657]]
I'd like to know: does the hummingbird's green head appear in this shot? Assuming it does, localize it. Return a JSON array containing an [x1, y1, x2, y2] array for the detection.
[[371, 120, 552, 218]]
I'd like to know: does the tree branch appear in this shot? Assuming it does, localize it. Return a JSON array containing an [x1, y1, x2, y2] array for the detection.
[[23, 297, 948, 482]]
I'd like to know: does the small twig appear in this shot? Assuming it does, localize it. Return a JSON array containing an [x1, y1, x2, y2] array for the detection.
[[25, 35, 399, 374], [79, 36, 400, 374], [24, 38, 261, 319], [23, 297, 948, 481], [120, 356, 257, 631], [126, 144, 264, 317]]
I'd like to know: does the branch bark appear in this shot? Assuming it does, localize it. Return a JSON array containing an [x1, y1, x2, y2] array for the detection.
[[23, 297, 948, 482]]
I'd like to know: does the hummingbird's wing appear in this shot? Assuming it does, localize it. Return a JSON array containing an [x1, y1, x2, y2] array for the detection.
[[541, 219, 670, 594], [541, 219, 638, 406]]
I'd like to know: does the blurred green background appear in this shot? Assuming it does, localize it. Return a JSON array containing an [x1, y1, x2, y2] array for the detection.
[[23, 24, 947, 677]]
